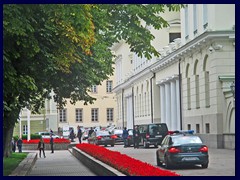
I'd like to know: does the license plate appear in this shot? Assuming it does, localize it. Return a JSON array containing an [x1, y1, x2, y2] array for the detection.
[[155, 135, 162, 138], [104, 137, 110, 139], [182, 157, 199, 161]]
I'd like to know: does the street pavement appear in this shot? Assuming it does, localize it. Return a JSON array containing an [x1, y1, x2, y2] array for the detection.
[[23, 139, 235, 176], [26, 149, 96, 176], [107, 144, 235, 176]]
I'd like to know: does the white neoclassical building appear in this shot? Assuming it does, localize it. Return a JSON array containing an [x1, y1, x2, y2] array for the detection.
[[112, 4, 235, 149]]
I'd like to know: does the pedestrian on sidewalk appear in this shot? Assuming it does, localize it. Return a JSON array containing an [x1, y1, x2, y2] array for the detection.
[[17, 136, 23, 153], [122, 127, 129, 148], [38, 137, 46, 158], [12, 138, 16, 152], [133, 125, 140, 149], [77, 126, 82, 144], [50, 134, 54, 153]]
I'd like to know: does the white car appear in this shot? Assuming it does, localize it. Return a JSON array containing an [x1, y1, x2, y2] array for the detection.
[[36, 132, 60, 139]]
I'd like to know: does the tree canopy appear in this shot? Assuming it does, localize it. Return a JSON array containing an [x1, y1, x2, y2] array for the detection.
[[3, 4, 183, 157]]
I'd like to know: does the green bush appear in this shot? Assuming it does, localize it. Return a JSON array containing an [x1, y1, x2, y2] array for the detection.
[[13, 134, 41, 140]]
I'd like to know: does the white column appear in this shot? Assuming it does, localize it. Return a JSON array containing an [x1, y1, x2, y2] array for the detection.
[[160, 85, 166, 123], [176, 79, 181, 130], [170, 80, 177, 130], [19, 111, 22, 137], [27, 108, 31, 141], [165, 82, 171, 128]]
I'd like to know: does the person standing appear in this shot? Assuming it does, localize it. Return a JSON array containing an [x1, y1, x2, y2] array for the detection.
[[69, 128, 75, 142], [133, 125, 140, 149], [17, 136, 23, 153], [50, 134, 54, 153], [122, 127, 129, 148], [77, 126, 82, 144], [38, 137, 46, 158], [12, 138, 16, 152], [88, 127, 94, 138], [50, 129, 53, 135]]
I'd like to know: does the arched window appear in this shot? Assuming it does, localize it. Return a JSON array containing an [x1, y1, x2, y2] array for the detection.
[[186, 63, 191, 110], [194, 60, 200, 109], [203, 55, 210, 107]]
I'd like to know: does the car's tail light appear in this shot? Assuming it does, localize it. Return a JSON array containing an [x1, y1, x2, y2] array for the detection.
[[111, 135, 117, 139], [168, 147, 180, 153], [97, 136, 102, 140], [146, 134, 150, 139], [199, 146, 208, 153]]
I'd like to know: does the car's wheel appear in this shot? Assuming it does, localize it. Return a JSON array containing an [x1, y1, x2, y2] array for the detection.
[[164, 156, 173, 169], [143, 140, 149, 148], [202, 163, 208, 168], [111, 144, 114, 147], [104, 144, 107, 147], [156, 152, 162, 166]]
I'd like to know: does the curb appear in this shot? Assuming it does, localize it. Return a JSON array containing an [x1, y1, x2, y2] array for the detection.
[[9, 152, 37, 176], [71, 147, 126, 176]]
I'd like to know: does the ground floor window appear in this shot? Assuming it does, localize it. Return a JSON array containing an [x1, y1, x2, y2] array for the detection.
[[107, 108, 114, 122]]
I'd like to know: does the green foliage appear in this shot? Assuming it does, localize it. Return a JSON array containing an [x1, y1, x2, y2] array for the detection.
[[14, 134, 41, 140], [3, 152, 28, 176], [3, 4, 183, 156]]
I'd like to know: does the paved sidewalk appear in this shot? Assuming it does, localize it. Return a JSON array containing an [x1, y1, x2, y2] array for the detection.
[[27, 150, 96, 176]]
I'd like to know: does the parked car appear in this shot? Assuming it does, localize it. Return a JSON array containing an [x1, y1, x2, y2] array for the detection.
[[35, 132, 60, 139], [138, 123, 168, 148], [82, 129, 89, 140], [126, 129, 134, 147], [110, 129, 123, 143], [156, 130, 209, 169], [88, 130, 115, 147]]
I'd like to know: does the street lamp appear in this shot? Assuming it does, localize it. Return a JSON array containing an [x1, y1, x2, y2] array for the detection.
[[230, 81, 235, 99]]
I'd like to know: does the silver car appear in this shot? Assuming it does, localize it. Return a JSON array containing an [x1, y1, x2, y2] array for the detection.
[[36, 132, 60, 139]]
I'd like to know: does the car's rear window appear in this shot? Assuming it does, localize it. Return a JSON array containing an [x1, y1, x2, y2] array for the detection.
[[97, 131, 110, 136], [149, 124, 168, 135], [172, 136, 203, 145], [114, 130, 123, 134]]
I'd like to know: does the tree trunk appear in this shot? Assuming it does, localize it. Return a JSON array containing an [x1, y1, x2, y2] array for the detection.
[[3, 109, 20, 157]]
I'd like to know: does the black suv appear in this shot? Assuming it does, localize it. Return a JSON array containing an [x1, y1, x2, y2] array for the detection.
[[138, 123, 168, 148]]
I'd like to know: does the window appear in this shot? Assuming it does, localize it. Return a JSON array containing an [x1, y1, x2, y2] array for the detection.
[[187, 77, 191, 110], [107, 108, 114, 122], [203, 4, 208, 29], [206, 123, 210, 133], [91, 85, 97, 93], [76, 108, 83, 122], [59, 109, 67, 122], [185, 6, 189, 39], [23, 125, 28, 135], [187, 124, 191, 130], [106, 80, 113, 93], [91, 108, 98, 122], [169, 33, 181, 43], [196, 124, 200, 133], [193, 4, 198, 34], [195, 75, 200, 109], [205, 71, 210, 107]]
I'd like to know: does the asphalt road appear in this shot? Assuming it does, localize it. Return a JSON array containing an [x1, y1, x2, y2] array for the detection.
[[106, 143, 235, 176]]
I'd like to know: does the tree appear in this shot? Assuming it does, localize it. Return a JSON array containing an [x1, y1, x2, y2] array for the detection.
[[3, 4, 183, 157]]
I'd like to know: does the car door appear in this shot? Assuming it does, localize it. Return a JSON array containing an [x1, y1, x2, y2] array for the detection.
[[158, 136, 170, 161]]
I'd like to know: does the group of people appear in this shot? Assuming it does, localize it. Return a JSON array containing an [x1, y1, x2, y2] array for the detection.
[[11, 137, 23, 153], [122, 125, 141, 149]]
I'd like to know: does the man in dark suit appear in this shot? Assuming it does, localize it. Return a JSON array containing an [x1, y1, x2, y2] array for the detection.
[[50, 134, 54, 153], [133, 125, 140, 149]]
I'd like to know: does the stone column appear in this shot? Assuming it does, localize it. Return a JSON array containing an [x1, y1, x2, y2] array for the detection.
[[176, 78, 181, 130], [170, 80, 177, 130], [160, 85, 166, 123], [165, 82, 171, 128]]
